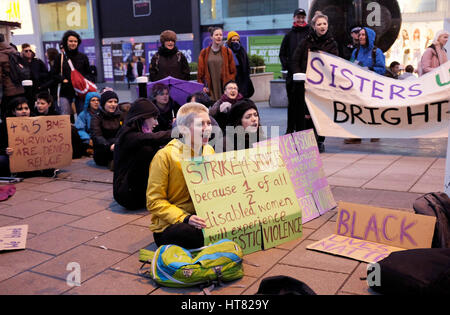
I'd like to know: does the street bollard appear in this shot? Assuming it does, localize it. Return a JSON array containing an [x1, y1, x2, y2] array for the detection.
[[137, 76, 148, 98]]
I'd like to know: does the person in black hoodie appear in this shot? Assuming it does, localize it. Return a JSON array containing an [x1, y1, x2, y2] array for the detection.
[[50, 30, 94, 116], [292, 11, 338, 153], [279, 8, 310, 134], [149, 83, 180, 132], [113, 98, 172, 210], [91, 91, 124, 168], [149, 30, 190, 82]]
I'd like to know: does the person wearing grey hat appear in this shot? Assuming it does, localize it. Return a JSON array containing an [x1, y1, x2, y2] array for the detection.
[[279, 8, 311, 134], [113, 98, 171, 210], [90, 90, 124, 169]]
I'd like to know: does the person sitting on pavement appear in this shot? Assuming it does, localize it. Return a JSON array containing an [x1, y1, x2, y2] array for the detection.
[[75, 91, 101, 156], [149, 83, 180, 132], [146, 102, 214, 249], [113, 98, 172, 210], [90, 90, 124, 169], [208, 80, 244, 132]]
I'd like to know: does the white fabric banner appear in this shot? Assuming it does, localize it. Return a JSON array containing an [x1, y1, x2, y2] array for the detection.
[[305, 51, 450, 138]]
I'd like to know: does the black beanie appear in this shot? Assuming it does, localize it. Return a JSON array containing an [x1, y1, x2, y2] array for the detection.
[[228, 99, 259, 127], [100, 91, 119, 108]]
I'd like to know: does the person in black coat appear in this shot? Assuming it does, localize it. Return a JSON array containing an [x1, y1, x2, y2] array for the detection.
[[225, 31, 254, 98], [149, 83, 180, 132], [21, 44, 49, 98], [113, 98, 172, 210], [50, 30, 94, 116], [279, 8, 311, 134], [292, 11, 339, 153]]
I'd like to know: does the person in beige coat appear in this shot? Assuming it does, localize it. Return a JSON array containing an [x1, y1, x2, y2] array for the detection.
[[420, 30, 449, 75]]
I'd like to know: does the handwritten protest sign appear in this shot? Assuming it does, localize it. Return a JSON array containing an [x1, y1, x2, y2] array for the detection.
[[0, 225, 28, 251], [307, 202, 436, 263], [6, 116, 72, 173], [305, 51, 450, 138], [181, 147, 303, 255], [256, 130, 336, 223]]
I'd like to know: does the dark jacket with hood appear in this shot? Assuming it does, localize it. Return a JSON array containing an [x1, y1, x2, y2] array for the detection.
[[225, 42, 254, 98], [279, 24, 311, 78], [152, 97, 180, 132], [209, 92, 244, 132], [90, 100, 124, 149], [0, 41, 25, 98], [113, 98, 172, 210], [50, 31, 94, 99], [293, 29, 339, 74], [350, 27, 386, 75], [149, 46, 190, 82]]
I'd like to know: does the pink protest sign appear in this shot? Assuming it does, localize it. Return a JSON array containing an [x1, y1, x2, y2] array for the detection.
[[256, 130, 336, 223]]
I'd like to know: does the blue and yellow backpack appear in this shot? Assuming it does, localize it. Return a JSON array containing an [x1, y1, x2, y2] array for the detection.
[[139, 239, 244, 288]]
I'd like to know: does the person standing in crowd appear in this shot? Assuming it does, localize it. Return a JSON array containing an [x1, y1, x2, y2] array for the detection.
[[225, 31, 254, 98], [399, 65, 416, 80], [113, 98, 172, 210], [75, 91, 101, 156], [342, 26, 362, 60], [90, 90, 124, 169], [346, 26, 385, 144], [20, 44, 48, 98], [198, 26, 236, 102], [420, 30, 449, 75], [223, 99, 265, 152], [150, 83, 180, 132], [146, 102, 213, 249], [0, 34, 25, 119], [137, 57, 144, 77], [351, 27, 386, 75], [126, 60, 135, 89], [279, 8, 310, 134], [149, 30, 190, 82], [50, 30, 94, 116], [41, 47, 59, 101], [0, 97, 30, 176], [208, 80, 243, 131], [293, 11, 338, 153], [385, 61, 400, 79]]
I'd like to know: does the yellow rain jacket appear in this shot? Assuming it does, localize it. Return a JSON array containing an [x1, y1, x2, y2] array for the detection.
[[146, 139, 215, 233]]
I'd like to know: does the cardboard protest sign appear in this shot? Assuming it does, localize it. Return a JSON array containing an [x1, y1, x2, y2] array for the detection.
[[307, 202, 436, 263], [305, 51, 450, 138], [6, 115, 72, 173], [256, 130, 336, 223], [0, 225, 28, 251], [181, 147, 303, 255]]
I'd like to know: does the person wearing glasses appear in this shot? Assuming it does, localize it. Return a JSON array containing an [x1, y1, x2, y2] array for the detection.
[[20, 44, 48, 98]]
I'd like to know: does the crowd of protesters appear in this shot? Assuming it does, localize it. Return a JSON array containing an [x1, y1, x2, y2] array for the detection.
[[0, 10, 449, 249]]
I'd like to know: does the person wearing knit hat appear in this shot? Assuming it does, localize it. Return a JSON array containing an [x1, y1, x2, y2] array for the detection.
[[90, 90, 124, 168], [113, 98, 171, 210], [225, 32, 254, 99], [223, 98, 265, 151], [149, 30, 190, 82]]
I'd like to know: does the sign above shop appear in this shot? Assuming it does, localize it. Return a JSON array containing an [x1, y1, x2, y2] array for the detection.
[[133, 0, 151, 17]]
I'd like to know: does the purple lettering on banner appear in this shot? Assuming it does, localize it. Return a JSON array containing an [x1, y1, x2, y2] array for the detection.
[[408, 84, 423, 97], [329, 64, 338, 88], [337, 209, 350, 235], [400, 218, 418, 246], [307, 57, 325, 85], [390, 84, 406, 100], [382, 215, 397, 241], [355, 75, 370, 93], [339, 68, 354, 90], [364, 215, 380, 242], [372, 80, 384, 99], [350, 212, 363, 240]]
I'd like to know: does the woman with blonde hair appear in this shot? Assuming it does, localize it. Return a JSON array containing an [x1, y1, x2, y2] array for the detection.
[[146, 102, 214, 249], [420, 30, 449, 75]]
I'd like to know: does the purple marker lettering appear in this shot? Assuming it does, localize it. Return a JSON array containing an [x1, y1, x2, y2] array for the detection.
[[364, 215, 380, 242], [339, 68, 354, 90], [372, 80, 384, 99], [390, 84, 406, 100], [337, 209, 350, 235], [408, 84, 423, 97], [355, 75, 370, 92], [329, 64, 339, 87], [350, 211, 363, 239], [307, 57, 325, 85], [382, 215, 397, 241], [400, 218, 418, 246]]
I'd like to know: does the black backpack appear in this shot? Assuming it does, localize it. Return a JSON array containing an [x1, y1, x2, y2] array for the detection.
[[413, 192, 450, 248], [368, 248, 450, 295], [8, 52, 31, 87]]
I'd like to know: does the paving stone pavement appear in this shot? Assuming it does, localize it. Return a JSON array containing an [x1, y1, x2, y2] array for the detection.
[[0, 144, 445, 295]]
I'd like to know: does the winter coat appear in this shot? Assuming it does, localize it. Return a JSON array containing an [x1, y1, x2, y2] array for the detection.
[[293, 29, 339, 74], [0, 42, 25, 97], [90, 103, 124, 149], [197, 46, 236, 95], [279, 24, 311, 78], [23, 56, 49, 93], [149, 46, 190, 82], [75, 92, 100, 143], [350, 27, 386, 75], [421, 44, 448, 75], [152, 98, 180, 132], [146, 138, 215, 233], [113, 100, 171, 210], [209, 92, 244, 131], [226, 43, 254, 98]]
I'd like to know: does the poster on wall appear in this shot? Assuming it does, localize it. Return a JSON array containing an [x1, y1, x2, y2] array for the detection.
[[102, 45, 113, 81], [248, 35, 283, 77], [112, 43, 124, 82]]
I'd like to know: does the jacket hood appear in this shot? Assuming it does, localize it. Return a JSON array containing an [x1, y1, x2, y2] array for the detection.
[[84, 92, 101, 111], [125, 98, 160, 124], [62, 30, 82, 53], [363, 27, 376, 50], [0, 42, 16, 54]]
